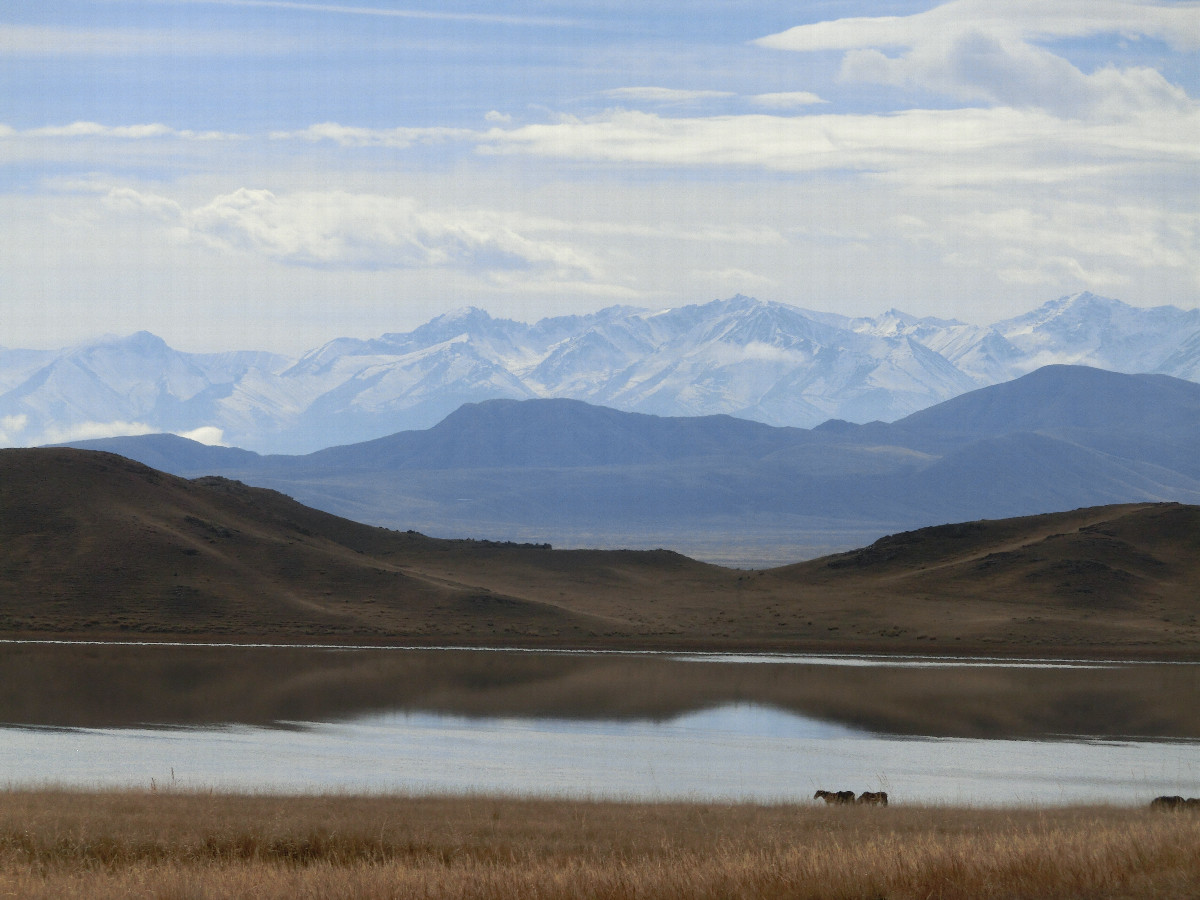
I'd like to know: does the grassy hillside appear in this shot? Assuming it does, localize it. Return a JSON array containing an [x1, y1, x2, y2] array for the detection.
[[3, 448, 1200, 657]]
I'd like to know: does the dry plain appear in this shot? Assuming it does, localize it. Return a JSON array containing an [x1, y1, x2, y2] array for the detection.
[[4, 790, 1200, 900]]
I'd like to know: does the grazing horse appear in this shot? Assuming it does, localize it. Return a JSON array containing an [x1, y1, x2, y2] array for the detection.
[[814, 789, 855, 805], [1151, 795, 1186, 809], [857, 791, 889, 806]]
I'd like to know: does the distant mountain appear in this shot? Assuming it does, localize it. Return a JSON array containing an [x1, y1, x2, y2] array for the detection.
[[63, 365, 1200, 565], [9, 291, 1200, 453], [0, 332, 289, 447], [5, 447, 1200, 657], [299, 399, 807, 470]]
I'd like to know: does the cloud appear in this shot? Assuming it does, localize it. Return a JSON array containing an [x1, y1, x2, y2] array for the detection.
[[13, 122, 240, 141], [182, 0, 575, 27], [695, 267, 778, 290], [838, 29, 1192, 117], [178, 188, 601, 276], [944, 203, 1199, 285], [103, 188, 183, 220], [749, 92, 826, 109], [756, 0, 1200, 117], [599, 87, 736, 104], [270, 122, 474, 148], [479, 106, 1200, 184], [756, 1, 1200, 54], [176, 426, 226, 445], [484, 111, 513, 124], [0, 414, 28, 445]]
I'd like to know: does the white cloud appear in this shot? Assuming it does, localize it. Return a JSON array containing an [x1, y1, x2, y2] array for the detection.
[[484, 110, 512, 124], [838, 29, 1192, 117], [942, 203, 1200, 288], [12, 122, 240, 141], [270, 122, 472, 148], [562, 219, 786, 245], [756, 1, 1200, 54], [479, 106, 1200, 184], [176, 426, 226, 445], [0, 414, 28, 445], [757, 0, 1200, 117], [103, 187, 183, 220], [749, 92, 827, 108], [695, 267, 778, 290], [599, 87, 736, 104], [177, 188, 602, 277], [182, 0, 574, 28]]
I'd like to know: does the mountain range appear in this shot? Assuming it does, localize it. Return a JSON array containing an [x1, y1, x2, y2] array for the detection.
[[65, 365, 1200, 565], [7, 291, 1200, 454]]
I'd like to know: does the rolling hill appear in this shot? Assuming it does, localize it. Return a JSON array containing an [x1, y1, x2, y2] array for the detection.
[[61, 365, 1200, 564], [3, 447, 1200, 658]]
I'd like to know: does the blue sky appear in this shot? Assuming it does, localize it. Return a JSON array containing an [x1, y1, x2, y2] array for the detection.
[[2, 0, 1198, 352]]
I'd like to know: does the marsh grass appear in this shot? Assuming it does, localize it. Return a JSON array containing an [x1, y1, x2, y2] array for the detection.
[[2, 788, 1199, 898]]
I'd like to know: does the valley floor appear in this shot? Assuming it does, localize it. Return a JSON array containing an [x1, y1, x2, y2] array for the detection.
[[2, 789, 1198, 899]]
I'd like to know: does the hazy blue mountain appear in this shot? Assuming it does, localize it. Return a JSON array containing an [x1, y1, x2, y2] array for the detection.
[[11, 292, 1200, 454], [298, 398, 809, 471], [56, 432, 261, 473], [60, 365, 1200, 565], [884, 365, 1200, 452]]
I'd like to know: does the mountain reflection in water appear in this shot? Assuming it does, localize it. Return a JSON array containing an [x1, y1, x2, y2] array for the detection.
[[2, 642, 1200, 740], [2, 702, 1196, 805]]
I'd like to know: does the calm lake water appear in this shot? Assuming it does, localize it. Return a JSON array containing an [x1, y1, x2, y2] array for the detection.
[[2, 641, 1199, 806]]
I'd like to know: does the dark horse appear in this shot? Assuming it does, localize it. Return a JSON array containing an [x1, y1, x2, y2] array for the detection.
[[814, 789, 856, 805], [1151, 795, 1200, 810], [857, 791, 889, 806]]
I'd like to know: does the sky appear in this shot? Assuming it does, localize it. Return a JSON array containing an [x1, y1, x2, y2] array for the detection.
[[2, 0, 1198, 354]]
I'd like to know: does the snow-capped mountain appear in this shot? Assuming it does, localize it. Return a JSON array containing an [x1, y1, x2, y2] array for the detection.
[[0, 333, 291, 446], [5, 292, 1200, 453]]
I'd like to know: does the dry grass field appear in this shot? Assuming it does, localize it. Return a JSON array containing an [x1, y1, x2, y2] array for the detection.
[[2, 789, 1199, 899]]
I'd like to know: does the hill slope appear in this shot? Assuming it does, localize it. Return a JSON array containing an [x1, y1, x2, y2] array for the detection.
[[61, 365, 1200, 564], [3, 448, 1200, 657]]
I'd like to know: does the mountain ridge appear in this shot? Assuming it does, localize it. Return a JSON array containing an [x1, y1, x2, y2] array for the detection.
[[8, 291, 1200, 453], [61, 365, 1200, 566]]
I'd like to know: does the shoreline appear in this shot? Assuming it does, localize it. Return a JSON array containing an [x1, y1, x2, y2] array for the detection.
[[5, 630, 1199, 662]]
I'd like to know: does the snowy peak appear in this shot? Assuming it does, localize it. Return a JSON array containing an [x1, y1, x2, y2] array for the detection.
[[6, 292, 1200, 454], [995, 292, 1200, 373]]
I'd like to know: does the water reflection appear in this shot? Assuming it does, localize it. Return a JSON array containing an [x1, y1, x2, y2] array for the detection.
[[2, 641, 1199, 739], [3, 642, 1200, 805], [3, 703, 1197, 806]]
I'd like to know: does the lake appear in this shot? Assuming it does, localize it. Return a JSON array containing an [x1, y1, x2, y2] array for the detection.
[[2, 641, 1198, 805]]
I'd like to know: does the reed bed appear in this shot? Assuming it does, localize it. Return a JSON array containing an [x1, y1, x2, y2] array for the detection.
[[1, 788, 1198, 898]]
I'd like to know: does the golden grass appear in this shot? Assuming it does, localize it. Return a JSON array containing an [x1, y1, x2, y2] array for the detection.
[[2, 789, 1199, 898]]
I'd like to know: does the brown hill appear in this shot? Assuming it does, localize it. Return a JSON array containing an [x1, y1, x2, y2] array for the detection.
[[2, 448, 1199, 657]]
